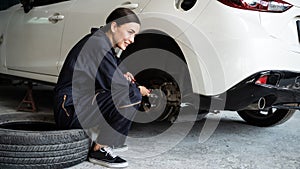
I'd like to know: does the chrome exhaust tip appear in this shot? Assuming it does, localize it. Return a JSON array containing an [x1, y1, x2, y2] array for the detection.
[[258, 97, 266, 110]]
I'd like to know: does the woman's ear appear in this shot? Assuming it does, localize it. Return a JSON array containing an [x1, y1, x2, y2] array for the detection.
[[110, 22, 118, 33]]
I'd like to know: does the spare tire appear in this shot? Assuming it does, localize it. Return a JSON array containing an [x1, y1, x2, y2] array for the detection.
[[0, 113, 90, 169]]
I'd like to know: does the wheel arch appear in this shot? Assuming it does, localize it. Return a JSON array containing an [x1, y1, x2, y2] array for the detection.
[[121, 29, 187, 63], [120, 29, 194, 94], [120, 29, 199, 121]]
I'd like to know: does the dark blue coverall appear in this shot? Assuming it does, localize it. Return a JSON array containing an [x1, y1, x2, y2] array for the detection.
[[53, 28, 142, 146]]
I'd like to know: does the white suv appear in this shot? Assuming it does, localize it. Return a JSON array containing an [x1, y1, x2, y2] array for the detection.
[[0, 0, 300, 126]]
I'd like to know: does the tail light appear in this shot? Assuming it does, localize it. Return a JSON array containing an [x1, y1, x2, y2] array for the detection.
[[217, 0, 293, 13], [255, 74, 280, 85], [256, 75, 268, 84]]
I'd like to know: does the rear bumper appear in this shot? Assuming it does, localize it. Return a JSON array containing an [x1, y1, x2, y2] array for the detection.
[[223, 70, 300, 111]]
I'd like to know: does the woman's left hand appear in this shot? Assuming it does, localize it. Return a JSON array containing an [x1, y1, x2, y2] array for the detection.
[[124, 72, 136, 83], [138, 86, 151, 96]]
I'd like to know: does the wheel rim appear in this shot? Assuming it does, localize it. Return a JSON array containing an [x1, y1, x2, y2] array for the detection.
[[137, 69, 181, 121], [248, 108, 280, 119]]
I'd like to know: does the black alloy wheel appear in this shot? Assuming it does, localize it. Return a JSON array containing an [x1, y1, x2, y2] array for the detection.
[[237, 108, 295, 127]]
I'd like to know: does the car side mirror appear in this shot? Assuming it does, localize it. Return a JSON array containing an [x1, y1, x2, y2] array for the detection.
[[20, 0, 34, 13]]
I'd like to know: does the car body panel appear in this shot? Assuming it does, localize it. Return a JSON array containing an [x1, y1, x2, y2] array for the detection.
[[176, 0, 300, 95], [177, 0, 261, 95], [139, 0, 210, 38], [58, 0, 151, 72], [0, 3, 20, 72], [259, 5, 300, 53], [6, 1, 72, 76], [286, 0, 300, 7]]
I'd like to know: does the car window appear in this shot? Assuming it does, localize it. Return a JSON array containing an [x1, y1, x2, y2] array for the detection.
[[0, 0, 19, 11]]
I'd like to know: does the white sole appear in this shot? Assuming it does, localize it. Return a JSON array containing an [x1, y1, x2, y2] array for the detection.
[[89, 157, 128, 168], [113, 146, 129, 153]]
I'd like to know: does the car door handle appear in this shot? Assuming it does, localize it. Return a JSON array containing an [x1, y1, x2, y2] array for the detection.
[[0, 34, 3, 45], [48, 13, 64, 24], [120, 3, 139, 9]]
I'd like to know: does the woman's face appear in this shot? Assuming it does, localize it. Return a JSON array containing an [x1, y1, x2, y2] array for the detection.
[[111, 22, 140, 50]]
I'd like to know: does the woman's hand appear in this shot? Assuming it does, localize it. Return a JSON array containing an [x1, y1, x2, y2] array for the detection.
[[124, 72, 135, 83], [138, 86, 151, 96], [123, 72, 150, 96]]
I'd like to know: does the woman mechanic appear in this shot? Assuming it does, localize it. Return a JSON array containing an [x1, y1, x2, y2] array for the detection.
[[53, 8, 150, 168]]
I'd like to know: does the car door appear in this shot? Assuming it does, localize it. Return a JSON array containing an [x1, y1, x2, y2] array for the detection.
[[58, 0, 151, 71], [6, 0, 72, 76], [0, 0, 20, 72]]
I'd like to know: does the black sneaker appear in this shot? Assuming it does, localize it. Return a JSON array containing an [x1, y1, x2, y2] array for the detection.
[[89, 147, 128, 168], [112, 145, 128, 152]]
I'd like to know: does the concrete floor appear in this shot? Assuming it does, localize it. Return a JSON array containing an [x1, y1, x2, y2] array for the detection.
[[0, 84, 300, 169]]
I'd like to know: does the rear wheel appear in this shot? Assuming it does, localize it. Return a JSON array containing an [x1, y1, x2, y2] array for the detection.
[[237, 108, 295, 127], [120, 30, 194, 122]]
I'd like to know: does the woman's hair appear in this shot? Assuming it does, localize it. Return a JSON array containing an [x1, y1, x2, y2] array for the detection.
[[102, 8, 141, 32]]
